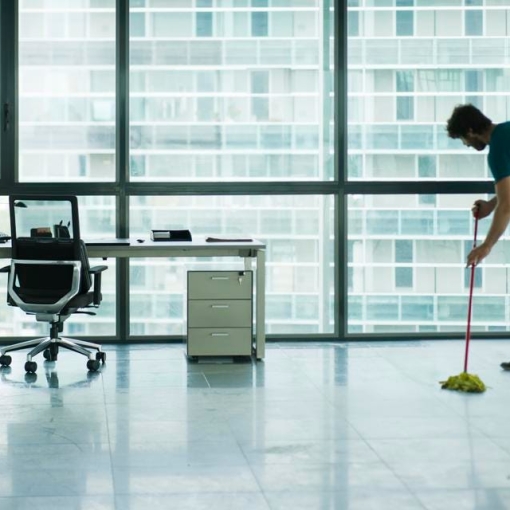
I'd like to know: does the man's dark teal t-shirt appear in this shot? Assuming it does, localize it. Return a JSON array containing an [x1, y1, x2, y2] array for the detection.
[[488, 121, 510, 183]]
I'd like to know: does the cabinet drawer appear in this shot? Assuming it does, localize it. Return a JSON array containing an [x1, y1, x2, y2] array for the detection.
[[188, 271, 252, 300], [187, 328, 252, 356], [188, 300, 252, 328]]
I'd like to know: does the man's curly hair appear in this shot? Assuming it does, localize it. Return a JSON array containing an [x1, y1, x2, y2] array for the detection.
[[446, 104, 492, 139]]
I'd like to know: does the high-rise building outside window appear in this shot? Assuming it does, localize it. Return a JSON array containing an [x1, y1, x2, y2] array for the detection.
[[126, 0, 334, 336], [19, 1, 116, 182], [348, 1, 510, 333]]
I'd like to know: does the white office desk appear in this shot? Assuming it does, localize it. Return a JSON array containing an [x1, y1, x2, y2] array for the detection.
[[0, 238, 266, 359]]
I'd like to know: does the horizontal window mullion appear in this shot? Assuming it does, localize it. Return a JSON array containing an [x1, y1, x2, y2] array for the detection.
[[346, 181, 494, 195]]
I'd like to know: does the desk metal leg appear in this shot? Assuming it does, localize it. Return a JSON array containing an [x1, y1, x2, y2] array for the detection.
[[256, 249, 265, 360]]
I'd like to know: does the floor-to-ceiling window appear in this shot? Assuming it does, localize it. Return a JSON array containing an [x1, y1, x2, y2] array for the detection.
[[1, 0, 508, 341], [0, 0, 336, 341], [347, 0, 510, 334], [0, 1, 118, 337], [127, 0, 334, 336]]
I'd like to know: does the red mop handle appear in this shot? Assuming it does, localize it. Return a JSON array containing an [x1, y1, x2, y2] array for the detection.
[[464, 213, 479, 373]]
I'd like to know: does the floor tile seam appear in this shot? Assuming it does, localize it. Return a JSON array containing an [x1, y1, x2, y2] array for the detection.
[[201, 371, 212, 388], [380, 352, 487, 422], [267, 358, 320, 389], [99, 369, 117, 506], [0, 495, 116, 502], [377, 350, 460, 401], [232, 430, 272, 506], [443, 406, 510, 442], [111, 488, 265, 497], [348, 425, 428, 510], [483, 435, 510, 461], [292, 360, 341, 403], [360, 435, 510, 465], [410, 489, 498, 510]]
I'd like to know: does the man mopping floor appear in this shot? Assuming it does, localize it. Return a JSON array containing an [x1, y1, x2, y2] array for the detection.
[[447, 104, 510, 371]]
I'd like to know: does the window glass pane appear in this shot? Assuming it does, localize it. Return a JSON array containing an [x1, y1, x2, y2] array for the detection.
[[396, 11, 414, 36], [252, 12, 269, 37], [129, 13, 145, 37], [465, 70, 483, 92], [130, 195, 334, 335], [196, 12, 213, 37], [402, 297, 434, 321], [396, 240, 413, 262], [19, 2, 116, 182], [397, 71, 414, 92], [396, 267, 413, 288], [348, 194, 510, 333], [418, 155, 436, 177], [348, 2, 503, 181], [0, 196, 116, 337], [397, 96, 414, 120], [129, 1, 332, 181], [348, 11, 359, 37], [465, 10, 483, 36]]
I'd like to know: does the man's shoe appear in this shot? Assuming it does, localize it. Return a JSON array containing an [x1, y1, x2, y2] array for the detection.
[[500, 361, 510, 371]]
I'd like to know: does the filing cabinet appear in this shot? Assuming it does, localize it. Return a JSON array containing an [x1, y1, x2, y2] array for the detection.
[[186, 270, 253, 358]]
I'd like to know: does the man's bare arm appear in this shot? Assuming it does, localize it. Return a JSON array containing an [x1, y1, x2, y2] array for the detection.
[[483, 177, 510, 249], [466, 177, 510, 266]]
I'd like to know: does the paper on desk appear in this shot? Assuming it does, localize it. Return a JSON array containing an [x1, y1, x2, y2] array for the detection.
[[206, 237, 253, 243]]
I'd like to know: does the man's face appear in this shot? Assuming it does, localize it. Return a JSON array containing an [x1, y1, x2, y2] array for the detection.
[[460, 133, 486, 151]]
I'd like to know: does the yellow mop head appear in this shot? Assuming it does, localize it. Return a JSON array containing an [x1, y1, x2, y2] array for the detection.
[[440, 372, 486, 393]]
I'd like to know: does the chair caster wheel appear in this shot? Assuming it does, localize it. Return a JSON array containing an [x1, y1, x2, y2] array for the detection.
[[25, 361, 37, 373], [87, 360, 100, 372], [96, 352, 106, 363], [0, 355, 12, 367]]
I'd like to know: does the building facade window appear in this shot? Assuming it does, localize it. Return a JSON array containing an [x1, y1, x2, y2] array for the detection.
[[252, 0, 269, 37], [396, 11, 413, 36], [465, 10, 483, 36], [465, 70, 483, 92], [397, 96, 414, 121], [418, 156, 436, 178], [396, 267, 413, 288], [196, 12, 213, 37], [348, 11, 359, 37]]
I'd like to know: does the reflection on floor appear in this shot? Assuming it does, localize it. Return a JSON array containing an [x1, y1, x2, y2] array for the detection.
[[0, 340, 510, 509]]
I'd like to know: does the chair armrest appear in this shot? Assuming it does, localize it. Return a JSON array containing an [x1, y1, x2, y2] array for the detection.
[[89, 265, 108, 274], [89, 265, 108, 306]]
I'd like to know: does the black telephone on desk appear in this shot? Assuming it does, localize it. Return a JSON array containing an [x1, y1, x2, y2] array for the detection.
[[0, 232, 11, 243]]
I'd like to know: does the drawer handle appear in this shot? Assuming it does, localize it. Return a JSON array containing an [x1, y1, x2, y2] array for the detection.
[[211, 277, 229, 280], [211, 333, 230, 337], [211, 305, 230, 309]]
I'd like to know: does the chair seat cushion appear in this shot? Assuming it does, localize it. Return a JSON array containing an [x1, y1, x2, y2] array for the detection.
[[64, 292, 96, 311], [17, 291, 97, 311]]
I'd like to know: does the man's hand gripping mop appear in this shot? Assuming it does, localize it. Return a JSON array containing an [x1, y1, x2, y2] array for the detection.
[[440, 212, 486, 393]]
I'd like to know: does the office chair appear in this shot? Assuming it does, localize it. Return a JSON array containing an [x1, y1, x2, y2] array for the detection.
[[0, 196, 107, 374]]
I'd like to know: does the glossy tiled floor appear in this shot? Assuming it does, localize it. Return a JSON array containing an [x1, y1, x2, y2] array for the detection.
[[1, 340, 510, 509]]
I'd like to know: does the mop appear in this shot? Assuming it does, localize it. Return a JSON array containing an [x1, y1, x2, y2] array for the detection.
[[440, 213, 486, 393]]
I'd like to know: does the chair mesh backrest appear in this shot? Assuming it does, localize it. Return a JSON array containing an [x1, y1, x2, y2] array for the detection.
[[14, 238, 92, 299]]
